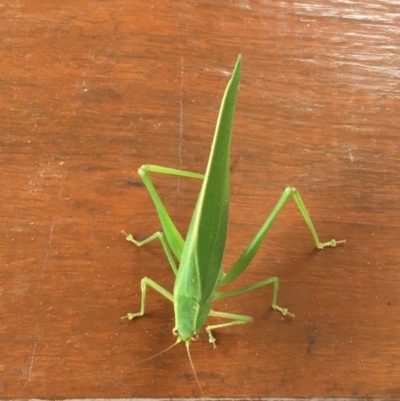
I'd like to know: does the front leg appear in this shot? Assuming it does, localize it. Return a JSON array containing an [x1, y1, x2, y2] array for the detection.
[[205, 310, 253, 348], [123, 277, 174, 320]]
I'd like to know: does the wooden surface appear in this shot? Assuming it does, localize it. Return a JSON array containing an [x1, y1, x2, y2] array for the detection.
[[1, 0, 399, 398]]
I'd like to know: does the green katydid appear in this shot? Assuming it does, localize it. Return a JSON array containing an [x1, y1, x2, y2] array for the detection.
[[123, 54, 344, 389]]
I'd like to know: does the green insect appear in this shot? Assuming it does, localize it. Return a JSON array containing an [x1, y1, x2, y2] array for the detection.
[[123, 54, 344, 392]]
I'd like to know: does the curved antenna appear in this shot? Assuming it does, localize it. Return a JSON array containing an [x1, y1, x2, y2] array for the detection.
[[185, 341, 205, 398], [133, 337, 182, 367]]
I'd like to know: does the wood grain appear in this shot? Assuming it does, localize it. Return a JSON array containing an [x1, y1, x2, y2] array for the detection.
[[1, 0, 399, 398]]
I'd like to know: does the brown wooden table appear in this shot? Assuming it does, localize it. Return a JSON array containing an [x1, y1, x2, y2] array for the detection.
[[1, 1, 399, 399]]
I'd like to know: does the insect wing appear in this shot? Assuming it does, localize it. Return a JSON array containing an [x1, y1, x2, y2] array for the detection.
[[175, 55, 242, 305]]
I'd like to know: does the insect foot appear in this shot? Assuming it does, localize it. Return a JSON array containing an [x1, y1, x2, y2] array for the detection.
[[317, 238, 346, 249], [124, 232, 139, 245], [121, 312, 142, 320], [206, 328, 217, 349], [273, 305, 295, 319]]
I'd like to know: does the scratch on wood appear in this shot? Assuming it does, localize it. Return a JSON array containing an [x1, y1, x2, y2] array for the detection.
[[109, 379, 131, 394], [28, 319, 39, 382], [28, 221, 55, 382], [5, 257, 37, 267], [43, 221, 55, 274]]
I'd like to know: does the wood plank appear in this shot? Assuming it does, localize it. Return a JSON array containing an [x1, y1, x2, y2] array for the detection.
[[0, 0, 399, 398]]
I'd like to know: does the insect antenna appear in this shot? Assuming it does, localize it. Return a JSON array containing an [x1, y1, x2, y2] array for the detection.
[[185, 341, 205, 398], [133, 337, 181, 367]]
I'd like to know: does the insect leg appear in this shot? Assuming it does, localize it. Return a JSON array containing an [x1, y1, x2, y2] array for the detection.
[[205, 310, 252, 348], [215, 276, 293, 318], [123, 277, 173, 320], [137, 165, 204, 260], [124, 231, 178, 275], [221, 186, 345, 286]]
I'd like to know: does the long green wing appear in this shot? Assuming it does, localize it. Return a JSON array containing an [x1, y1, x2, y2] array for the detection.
[[174, 55, 242, 305]]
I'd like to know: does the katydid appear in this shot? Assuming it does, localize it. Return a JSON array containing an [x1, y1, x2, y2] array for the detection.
[[123, 54, 344, 388]]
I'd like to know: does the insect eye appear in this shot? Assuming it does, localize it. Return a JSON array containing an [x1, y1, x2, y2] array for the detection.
[[191, 334, 199, 341], [172, 328, 179, 336]]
